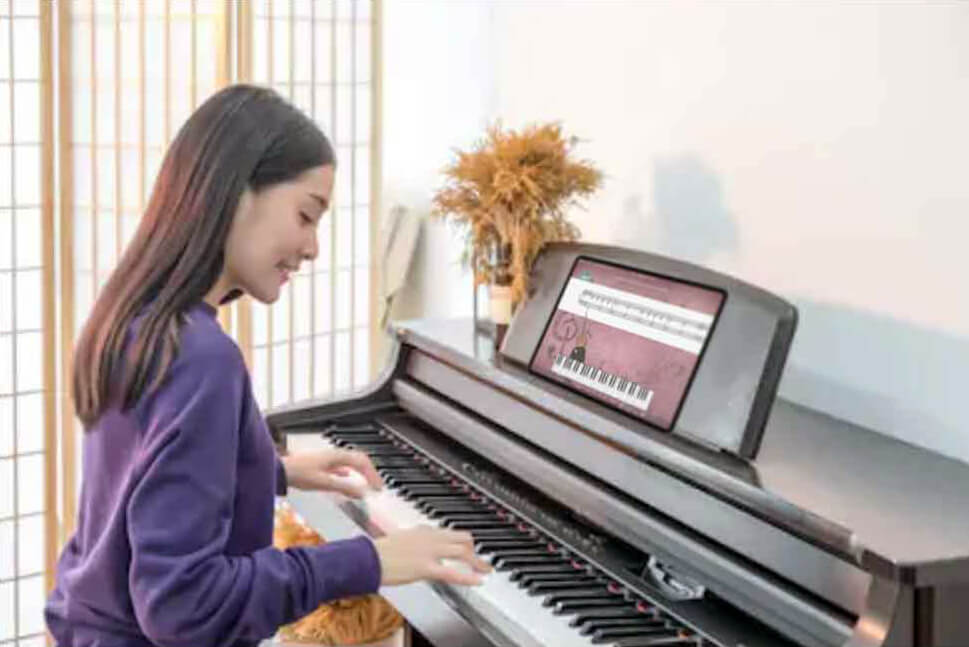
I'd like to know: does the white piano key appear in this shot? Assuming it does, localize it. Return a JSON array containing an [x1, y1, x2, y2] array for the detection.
[[463, 564, 596, 647]]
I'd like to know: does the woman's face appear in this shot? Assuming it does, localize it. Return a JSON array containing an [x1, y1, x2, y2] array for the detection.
[[223, 164, 334, 304]]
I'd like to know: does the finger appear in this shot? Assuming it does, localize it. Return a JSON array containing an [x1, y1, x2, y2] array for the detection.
[[427, 563, 484, 587], [427, 528, 474, 545], [464, 553, 493, 574], [437, 542, 475, 560], [329, 466, 352, 477], [313, 473, 367, 499], [436, 542, 492, 572], [329, 449, 384, 490]]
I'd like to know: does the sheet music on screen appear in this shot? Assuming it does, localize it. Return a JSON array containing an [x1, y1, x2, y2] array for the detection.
[[530, 257, 725, 431]]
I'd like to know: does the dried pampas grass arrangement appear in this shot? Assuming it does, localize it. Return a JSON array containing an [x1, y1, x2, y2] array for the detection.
[[432, 122, 603, 305]]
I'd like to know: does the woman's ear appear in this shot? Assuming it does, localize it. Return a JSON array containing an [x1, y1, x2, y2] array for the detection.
[[234, 186, 255, 221]]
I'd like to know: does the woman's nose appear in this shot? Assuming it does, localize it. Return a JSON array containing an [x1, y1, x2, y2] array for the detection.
[[302, 230, 319, 261]]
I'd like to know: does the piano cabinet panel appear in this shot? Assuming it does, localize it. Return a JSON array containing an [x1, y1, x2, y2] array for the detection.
[[916, 584, 969, 647], [400, 351, 871, 617]]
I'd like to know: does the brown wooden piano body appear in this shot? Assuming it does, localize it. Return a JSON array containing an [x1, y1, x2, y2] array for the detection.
[[268, 243, 969, 647]]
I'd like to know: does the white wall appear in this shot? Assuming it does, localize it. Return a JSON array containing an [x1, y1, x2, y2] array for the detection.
[[380, 0, 496, 323], [382, 2, 969, 463]]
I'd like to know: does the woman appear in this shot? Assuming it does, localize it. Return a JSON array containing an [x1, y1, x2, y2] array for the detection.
[[45, 84, 490, 647]]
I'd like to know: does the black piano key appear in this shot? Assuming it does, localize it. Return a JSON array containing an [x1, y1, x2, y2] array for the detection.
[[425, 505, 490, 518], [325, 426, 380, 435], [437, 513, 500, 523], [415, 498, 465, 512], [591, 626, 677, 643], [568, 607, 644, 626], [370, 457, 420, 468], [328, 437, 387, 446], [469, 528, 534, 540], [485, 548, 554, 559], [377, 466, 433, 475], [431, 503, 494, 514], [446, 520, 516, 531], [508, 564, 578, 582], [517, 572, 598, 588], [492, 552, 567, 564], [326, 433, 385, 442], [381, 468, 438, 477], [361, 449, 418, 458], [553, 598, 630, 615], [424, 500, 489, 511], [379, 472, 437, 483], [335, 441, 395, 451], [334, 440, 396, 448], [402, 491, 461, 503], [540, 587, 615, 605], [494, 556, 568, 571], [526, 577, 605, 594], [475, 540, 545, 554], [425, 507, 493, 521], [399, 494, 460, 504], [575, 617, 669, 636], [355, 448, 415, 457], [610, 636, 695, 647], [397, 485, 462, 496], [440, 515, 504, 527], [385, 476, 445, 487], [336, 439, 399, 448]]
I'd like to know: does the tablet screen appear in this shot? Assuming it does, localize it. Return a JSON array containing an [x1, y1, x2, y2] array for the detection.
[[529, 257, 725, 431]]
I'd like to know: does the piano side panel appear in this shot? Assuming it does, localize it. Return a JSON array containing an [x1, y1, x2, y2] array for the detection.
[[925, 584, 969, 646]]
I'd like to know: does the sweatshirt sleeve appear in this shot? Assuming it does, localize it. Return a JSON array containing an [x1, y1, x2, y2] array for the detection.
[[126, 342, 381, 647]]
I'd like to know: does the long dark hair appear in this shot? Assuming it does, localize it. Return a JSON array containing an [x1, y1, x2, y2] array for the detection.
[[73, 84, 335, 428]]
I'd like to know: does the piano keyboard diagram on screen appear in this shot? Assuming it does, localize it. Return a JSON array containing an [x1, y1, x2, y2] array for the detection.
[[551, 353, 655, 412]]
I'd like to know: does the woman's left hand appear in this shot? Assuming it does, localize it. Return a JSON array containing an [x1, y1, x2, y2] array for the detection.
[[280, 448, 383, 498]]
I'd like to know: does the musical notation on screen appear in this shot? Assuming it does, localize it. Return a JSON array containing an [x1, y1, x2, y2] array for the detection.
[[551, 353, 654, 412], [557, 278, 716, 354], [577, 289, 709, 342]]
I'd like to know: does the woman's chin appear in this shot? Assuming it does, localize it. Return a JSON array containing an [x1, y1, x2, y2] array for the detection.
[[247, 284, 281, 305]]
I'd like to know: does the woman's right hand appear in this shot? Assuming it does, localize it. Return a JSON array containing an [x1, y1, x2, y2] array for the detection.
[[372, 526, 492, 587]]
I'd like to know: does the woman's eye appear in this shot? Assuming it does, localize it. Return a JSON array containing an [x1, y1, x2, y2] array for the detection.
[[300, 212, 313, 224]]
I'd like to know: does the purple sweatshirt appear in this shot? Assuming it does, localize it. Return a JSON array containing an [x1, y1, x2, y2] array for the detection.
[[45, 301, 381, 647]]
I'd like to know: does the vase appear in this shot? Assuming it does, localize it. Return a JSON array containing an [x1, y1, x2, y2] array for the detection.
[[488, 242, 514, 350], [489, 282, 513, 350]]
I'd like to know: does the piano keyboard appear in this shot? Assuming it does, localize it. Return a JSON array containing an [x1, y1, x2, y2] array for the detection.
[[317, 422, 709, 647], [552, 354, 654, 412]]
